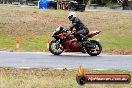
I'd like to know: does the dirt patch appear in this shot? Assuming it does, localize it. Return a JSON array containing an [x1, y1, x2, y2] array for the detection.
[[103, 49, 132, 55], [0, 67, 76, 77]]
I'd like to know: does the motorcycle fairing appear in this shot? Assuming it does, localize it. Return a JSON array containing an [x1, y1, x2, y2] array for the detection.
[[64, 38, 82, 52], [87, 31, 101, 38]]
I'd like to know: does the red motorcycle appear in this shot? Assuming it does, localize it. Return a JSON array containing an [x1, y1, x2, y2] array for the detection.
[[49, 26, 102, 56]]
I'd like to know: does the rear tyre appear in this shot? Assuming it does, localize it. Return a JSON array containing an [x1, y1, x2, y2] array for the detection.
[[49, 40, 64, 55], [85, 40, 102, 56]]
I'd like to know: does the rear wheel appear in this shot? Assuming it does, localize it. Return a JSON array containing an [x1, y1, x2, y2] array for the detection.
[[85, 40, 102, 56], [49, 40, 64, 55]]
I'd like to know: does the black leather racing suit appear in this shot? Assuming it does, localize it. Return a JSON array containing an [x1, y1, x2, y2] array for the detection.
[[69, 17, 89, 42]]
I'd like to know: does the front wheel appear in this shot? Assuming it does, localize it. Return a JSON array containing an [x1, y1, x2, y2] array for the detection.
[[49, 40, 64, 55], [85, 40, 102, 56]]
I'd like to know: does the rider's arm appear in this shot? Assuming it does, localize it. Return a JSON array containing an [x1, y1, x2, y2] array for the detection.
[[69, 23, 77, 31], [69, 17, 80, 31]]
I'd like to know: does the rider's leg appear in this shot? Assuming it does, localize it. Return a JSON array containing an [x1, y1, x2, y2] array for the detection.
[[75, 29, 89, 47], [77, 29, 89, 40]]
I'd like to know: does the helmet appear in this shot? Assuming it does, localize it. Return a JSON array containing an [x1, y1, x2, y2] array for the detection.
[[68, 12, 76, 21]]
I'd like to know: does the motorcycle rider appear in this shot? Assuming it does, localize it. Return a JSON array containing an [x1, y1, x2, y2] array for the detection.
[[68, 12, 89, 47]]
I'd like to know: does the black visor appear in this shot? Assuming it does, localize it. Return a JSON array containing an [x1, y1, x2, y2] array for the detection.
[[68, 15, 73, 20]]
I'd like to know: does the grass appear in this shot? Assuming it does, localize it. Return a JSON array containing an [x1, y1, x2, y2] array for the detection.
[[0, 35, 49, 51], [0, 6, 132, 54], [96, 33, 132, 49], [0, 67, 132, 88]]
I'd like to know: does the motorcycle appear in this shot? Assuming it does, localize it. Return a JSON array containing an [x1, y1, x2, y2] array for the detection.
[[49, 26, 102, 56]]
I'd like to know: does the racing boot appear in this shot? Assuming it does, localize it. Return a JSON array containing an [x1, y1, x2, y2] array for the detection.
[[81, 37, 90, 46], [82, 38, 94, 48], [83, 40, 95, 48], [81, 47, 86, 53]]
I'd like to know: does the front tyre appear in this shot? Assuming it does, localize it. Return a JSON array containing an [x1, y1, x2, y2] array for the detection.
[[49, 40, 64, 55], [86, 40, 102, 56]]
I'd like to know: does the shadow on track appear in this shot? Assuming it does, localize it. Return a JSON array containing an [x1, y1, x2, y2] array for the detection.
[[49, 54, 103, 58]]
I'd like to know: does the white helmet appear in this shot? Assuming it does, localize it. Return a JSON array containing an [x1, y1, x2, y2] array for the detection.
[[68, 12, 76, 21]]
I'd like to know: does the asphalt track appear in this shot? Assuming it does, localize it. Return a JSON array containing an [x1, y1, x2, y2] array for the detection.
[[0, 52, 132, 70]]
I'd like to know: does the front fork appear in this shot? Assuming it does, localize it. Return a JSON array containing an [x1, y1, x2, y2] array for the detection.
[[52, 39, 64, 50]]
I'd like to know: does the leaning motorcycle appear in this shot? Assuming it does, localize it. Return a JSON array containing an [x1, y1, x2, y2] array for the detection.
[[49, 26, 102, 56]]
